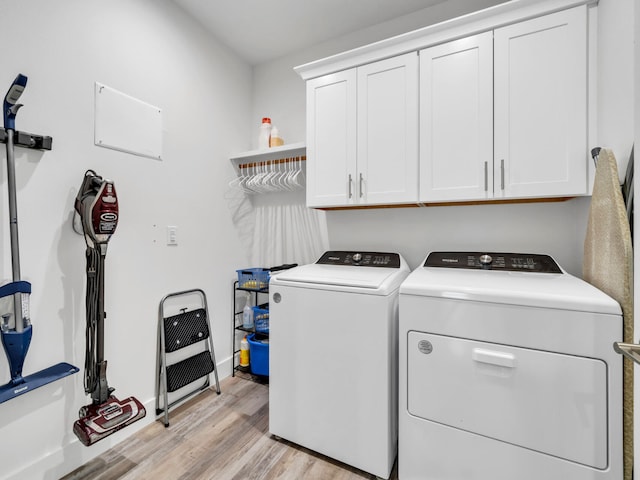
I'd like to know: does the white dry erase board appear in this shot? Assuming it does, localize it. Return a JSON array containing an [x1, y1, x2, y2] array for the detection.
[[94, 82, 163, 160]]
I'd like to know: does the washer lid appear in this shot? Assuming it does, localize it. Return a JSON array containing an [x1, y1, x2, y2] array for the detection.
[[400, 259, 621, 315], [272, 252, 409, 293]]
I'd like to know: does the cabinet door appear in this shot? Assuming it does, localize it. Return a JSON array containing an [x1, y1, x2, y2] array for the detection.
[[357, 53, 419, 205], [494, 6, 588, 199], [306, 70, 357, 207], [419, 32, 493, 202]]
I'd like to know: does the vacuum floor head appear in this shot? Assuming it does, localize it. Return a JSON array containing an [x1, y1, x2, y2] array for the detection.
[[73, 395, 146, 446]]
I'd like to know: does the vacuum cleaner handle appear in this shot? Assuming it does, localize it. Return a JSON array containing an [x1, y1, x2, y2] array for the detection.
[[3, 73, 27, 130]]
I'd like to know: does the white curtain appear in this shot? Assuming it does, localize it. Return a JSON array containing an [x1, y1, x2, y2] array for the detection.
[[225, 183, 329, 268]]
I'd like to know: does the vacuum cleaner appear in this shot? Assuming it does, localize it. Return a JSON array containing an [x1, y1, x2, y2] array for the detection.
[[72, 170, 145, 446], [0, 74, 78, 404]]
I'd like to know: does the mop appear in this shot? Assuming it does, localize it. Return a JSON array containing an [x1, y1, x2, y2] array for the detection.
[[72, 170, 145, 446], [0, 74, 79, 404]]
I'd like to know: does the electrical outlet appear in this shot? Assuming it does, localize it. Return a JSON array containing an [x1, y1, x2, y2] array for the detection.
[[167, 225, 178, 245]]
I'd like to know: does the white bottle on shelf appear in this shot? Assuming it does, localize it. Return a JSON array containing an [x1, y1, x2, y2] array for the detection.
[[258, 117, 272, 149]]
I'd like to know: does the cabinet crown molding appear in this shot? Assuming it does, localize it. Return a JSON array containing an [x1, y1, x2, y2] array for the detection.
[[294, 0, 596, 81]]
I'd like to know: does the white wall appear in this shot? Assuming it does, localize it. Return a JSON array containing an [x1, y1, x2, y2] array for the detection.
[[253, 0, 635, 275], [0, 0, 252, 478], [597, 0, 635, 176]]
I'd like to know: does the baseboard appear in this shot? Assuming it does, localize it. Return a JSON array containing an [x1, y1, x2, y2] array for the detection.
[[5, 357, 233, 480]]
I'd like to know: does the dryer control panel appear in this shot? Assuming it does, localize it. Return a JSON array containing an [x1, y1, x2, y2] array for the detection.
[[425, 252, 562, 273], [317, 251, 401, 268]]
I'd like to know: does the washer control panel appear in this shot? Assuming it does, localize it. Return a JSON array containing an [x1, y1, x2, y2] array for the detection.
[[317, 251, 401, 268], [425, 252, 562, 273]]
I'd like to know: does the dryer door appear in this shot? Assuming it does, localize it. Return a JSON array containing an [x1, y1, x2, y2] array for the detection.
[[407, 332, 608, 468]]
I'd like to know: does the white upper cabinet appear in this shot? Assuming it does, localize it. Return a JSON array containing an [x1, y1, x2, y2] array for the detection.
[[494, 6, 588, 199], [306, 53, 418, 208], [306, 70, 357, 207], [420, 6, 588, 203], [357, 53, 419, 205], [419, 32, 493, 202], [299, 1, 593, 208]]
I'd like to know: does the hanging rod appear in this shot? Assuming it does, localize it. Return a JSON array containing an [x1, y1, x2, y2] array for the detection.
[[614, 342, 640, 365], [591, 147, 601, 167], [238, 155, 306, 170]]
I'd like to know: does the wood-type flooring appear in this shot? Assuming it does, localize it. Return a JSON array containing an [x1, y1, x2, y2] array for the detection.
[[62, 375, 398, 480]]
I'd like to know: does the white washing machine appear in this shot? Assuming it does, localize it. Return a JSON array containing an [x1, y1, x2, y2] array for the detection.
[[398, 252, 623, 480], [269, 251, 410, 479]]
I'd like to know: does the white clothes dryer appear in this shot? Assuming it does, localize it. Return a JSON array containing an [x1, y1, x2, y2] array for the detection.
[[398, 252, 623, 480], [269, 251, 410, 479]]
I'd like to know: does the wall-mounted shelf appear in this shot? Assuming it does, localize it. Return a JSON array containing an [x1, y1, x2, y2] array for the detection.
[[230, 142, 305, 173]]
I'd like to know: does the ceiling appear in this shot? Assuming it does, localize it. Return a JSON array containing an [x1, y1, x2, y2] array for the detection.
[[172, 0, 460, 65]]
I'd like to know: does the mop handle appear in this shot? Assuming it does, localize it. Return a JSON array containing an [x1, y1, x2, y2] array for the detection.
[[6, 129, 21, 281], [3, 74, 27, 130], [3, 74, 28, 332]]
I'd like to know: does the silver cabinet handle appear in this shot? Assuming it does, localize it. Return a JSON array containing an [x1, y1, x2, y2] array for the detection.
[[500, 159, 505, 190], [348, 174, 353, 198], [359, 173, 364, 198], [484, 161, 488, 192], [614, 342, 640, 365]]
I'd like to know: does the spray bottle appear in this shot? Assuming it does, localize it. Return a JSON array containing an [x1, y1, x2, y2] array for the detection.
[[243, 292, 254, 329]]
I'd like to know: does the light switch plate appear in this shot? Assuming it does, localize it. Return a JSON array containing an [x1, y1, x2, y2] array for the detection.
[[167, 225, 178, 245]]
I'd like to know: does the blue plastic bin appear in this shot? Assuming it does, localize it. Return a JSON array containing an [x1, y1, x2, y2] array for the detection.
[[236, 268, 270, 290], [247, 333, 269, 376], [252, 305, 269, 333]]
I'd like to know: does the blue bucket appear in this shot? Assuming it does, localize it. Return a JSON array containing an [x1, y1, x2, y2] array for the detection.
[[247, 333, 269, 376]]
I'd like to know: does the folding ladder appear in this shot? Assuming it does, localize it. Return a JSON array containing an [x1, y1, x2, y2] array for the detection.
[[156, 289, 220, 427]]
